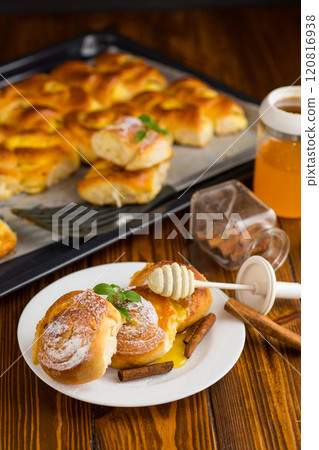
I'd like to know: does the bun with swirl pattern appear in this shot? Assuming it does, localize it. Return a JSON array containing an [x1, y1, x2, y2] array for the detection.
[[111, 294, 178, 369], [32, 290, 122, 384]]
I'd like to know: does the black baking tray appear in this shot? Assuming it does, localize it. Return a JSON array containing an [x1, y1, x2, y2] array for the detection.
[[0, 30, 258, 298]]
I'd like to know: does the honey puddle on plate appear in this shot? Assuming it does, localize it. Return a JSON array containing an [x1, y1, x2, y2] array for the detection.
[[154, 332, 187, 368]]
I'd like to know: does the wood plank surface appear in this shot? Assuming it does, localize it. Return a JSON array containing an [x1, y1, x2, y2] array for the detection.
[[0, 6, 301, 450]]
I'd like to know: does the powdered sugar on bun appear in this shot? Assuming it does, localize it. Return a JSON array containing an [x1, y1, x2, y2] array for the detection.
[[111, 291, 178, 369], [114, 297, 166, 355], [39, 309, 96, 371], [33, 289, 122, 384], [105, 116, 142, 135]]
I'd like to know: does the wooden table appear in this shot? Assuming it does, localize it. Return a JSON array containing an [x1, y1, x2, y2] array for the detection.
[[0, 6, 301, 449]]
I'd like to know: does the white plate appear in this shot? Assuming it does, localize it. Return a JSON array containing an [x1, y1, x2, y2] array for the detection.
[[17, 262, 245, 407]]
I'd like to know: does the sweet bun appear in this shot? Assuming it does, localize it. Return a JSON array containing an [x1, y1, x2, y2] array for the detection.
[[0, 219, 17, 258], [132, 92, 213, 147], [165, 78, 248, 135], [94, 52, 167, 101], [111, 294, 178, 369], [94, 53, 145, 72], [130, 261, 213, 332], [0, 74, 96, 123], [51, 60, 103, 93], [51, 53, 167, 107], [51, 60, 120, 108], [198, 94, 248, 136], [91, 116, 173, 171], [32, 290, 122, 385], [63, 103, 142, 163], [0, 103, 63, 134], [77, 159, 170, 206], [10, 106, 64, 133], [0, 131, 80, 199]]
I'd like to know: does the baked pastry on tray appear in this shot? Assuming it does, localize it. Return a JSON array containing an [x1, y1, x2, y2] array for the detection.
[[0, 74, 97, 122], [77, 159, 170, 206], [91, 116, 173, 171], [51, 53, 167, 107], [63, 103, 142, 163], [51, 61, 123, 108], [94, 52, 167, 101], [0, 219, 17, 258], [165, 78, 248, 136], [32, 290, 122, 384], [15, 106, 64, 133], [51, 60, 103, 92], [0, 130, 80, 199], [132, 91, 213, 147], [111, 293, 178, 369], [130, 261, 213, 332]]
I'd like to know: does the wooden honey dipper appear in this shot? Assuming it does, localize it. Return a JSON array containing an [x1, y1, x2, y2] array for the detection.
[[148, 257, 301, 351]]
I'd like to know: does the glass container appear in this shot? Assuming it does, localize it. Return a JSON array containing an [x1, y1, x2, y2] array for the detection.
[[253, 86, 301, 218], [190, 180, 290, 271]]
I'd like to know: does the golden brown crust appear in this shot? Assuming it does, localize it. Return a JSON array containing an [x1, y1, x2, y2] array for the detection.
[[77, 159, 170, 206], [0, 130, 80, 199], [94, 52, 167, 101], [17, 106, 64, 132], [51, 60, 103, 92], [91, 116, 173, 171], [111, 292, 178, 369], [132, 91, 213, 147], [0, 124, 14, 144], [63, 103, 142, 163], [131, 77, 248, 142], [0, 219, 17, 258], [32, 290, 122, 384], [51, 54, 167, 107], [164, 78, 248, 135], [0, 74, 95, 120], [130, 261, 213, 332]]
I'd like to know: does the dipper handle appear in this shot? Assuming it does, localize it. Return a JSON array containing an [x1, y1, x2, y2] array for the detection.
[[275, 282, 301, 299]]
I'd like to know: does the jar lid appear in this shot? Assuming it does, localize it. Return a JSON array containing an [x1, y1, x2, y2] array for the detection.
[[259, 86, 301, 136]]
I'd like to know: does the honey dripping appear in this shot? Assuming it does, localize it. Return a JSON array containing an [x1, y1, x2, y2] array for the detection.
[[154, 333, 187, 368]]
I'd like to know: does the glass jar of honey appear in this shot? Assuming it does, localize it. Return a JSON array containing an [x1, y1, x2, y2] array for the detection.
[[253, 86, 301, 218]]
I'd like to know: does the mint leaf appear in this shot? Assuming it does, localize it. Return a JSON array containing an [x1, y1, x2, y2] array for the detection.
[[123, 290, 141, 302], [110, 284, 121, 291], [94, 283, 116, 302], [139, 114, 152, 125], [94, 283, 111, 295], [152, 124, 169, 136], [138, 114, 169, 137], [94, 282, 140, 317], [135, 130, 147, 142], [115, 306, 131, 322]]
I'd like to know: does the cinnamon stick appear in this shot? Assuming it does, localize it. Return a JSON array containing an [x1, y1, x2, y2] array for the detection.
[[183, 318, 204, 345], [118, 361, 174, 382], [224, 298, 301, 351], [184, 313, 216, 358]]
